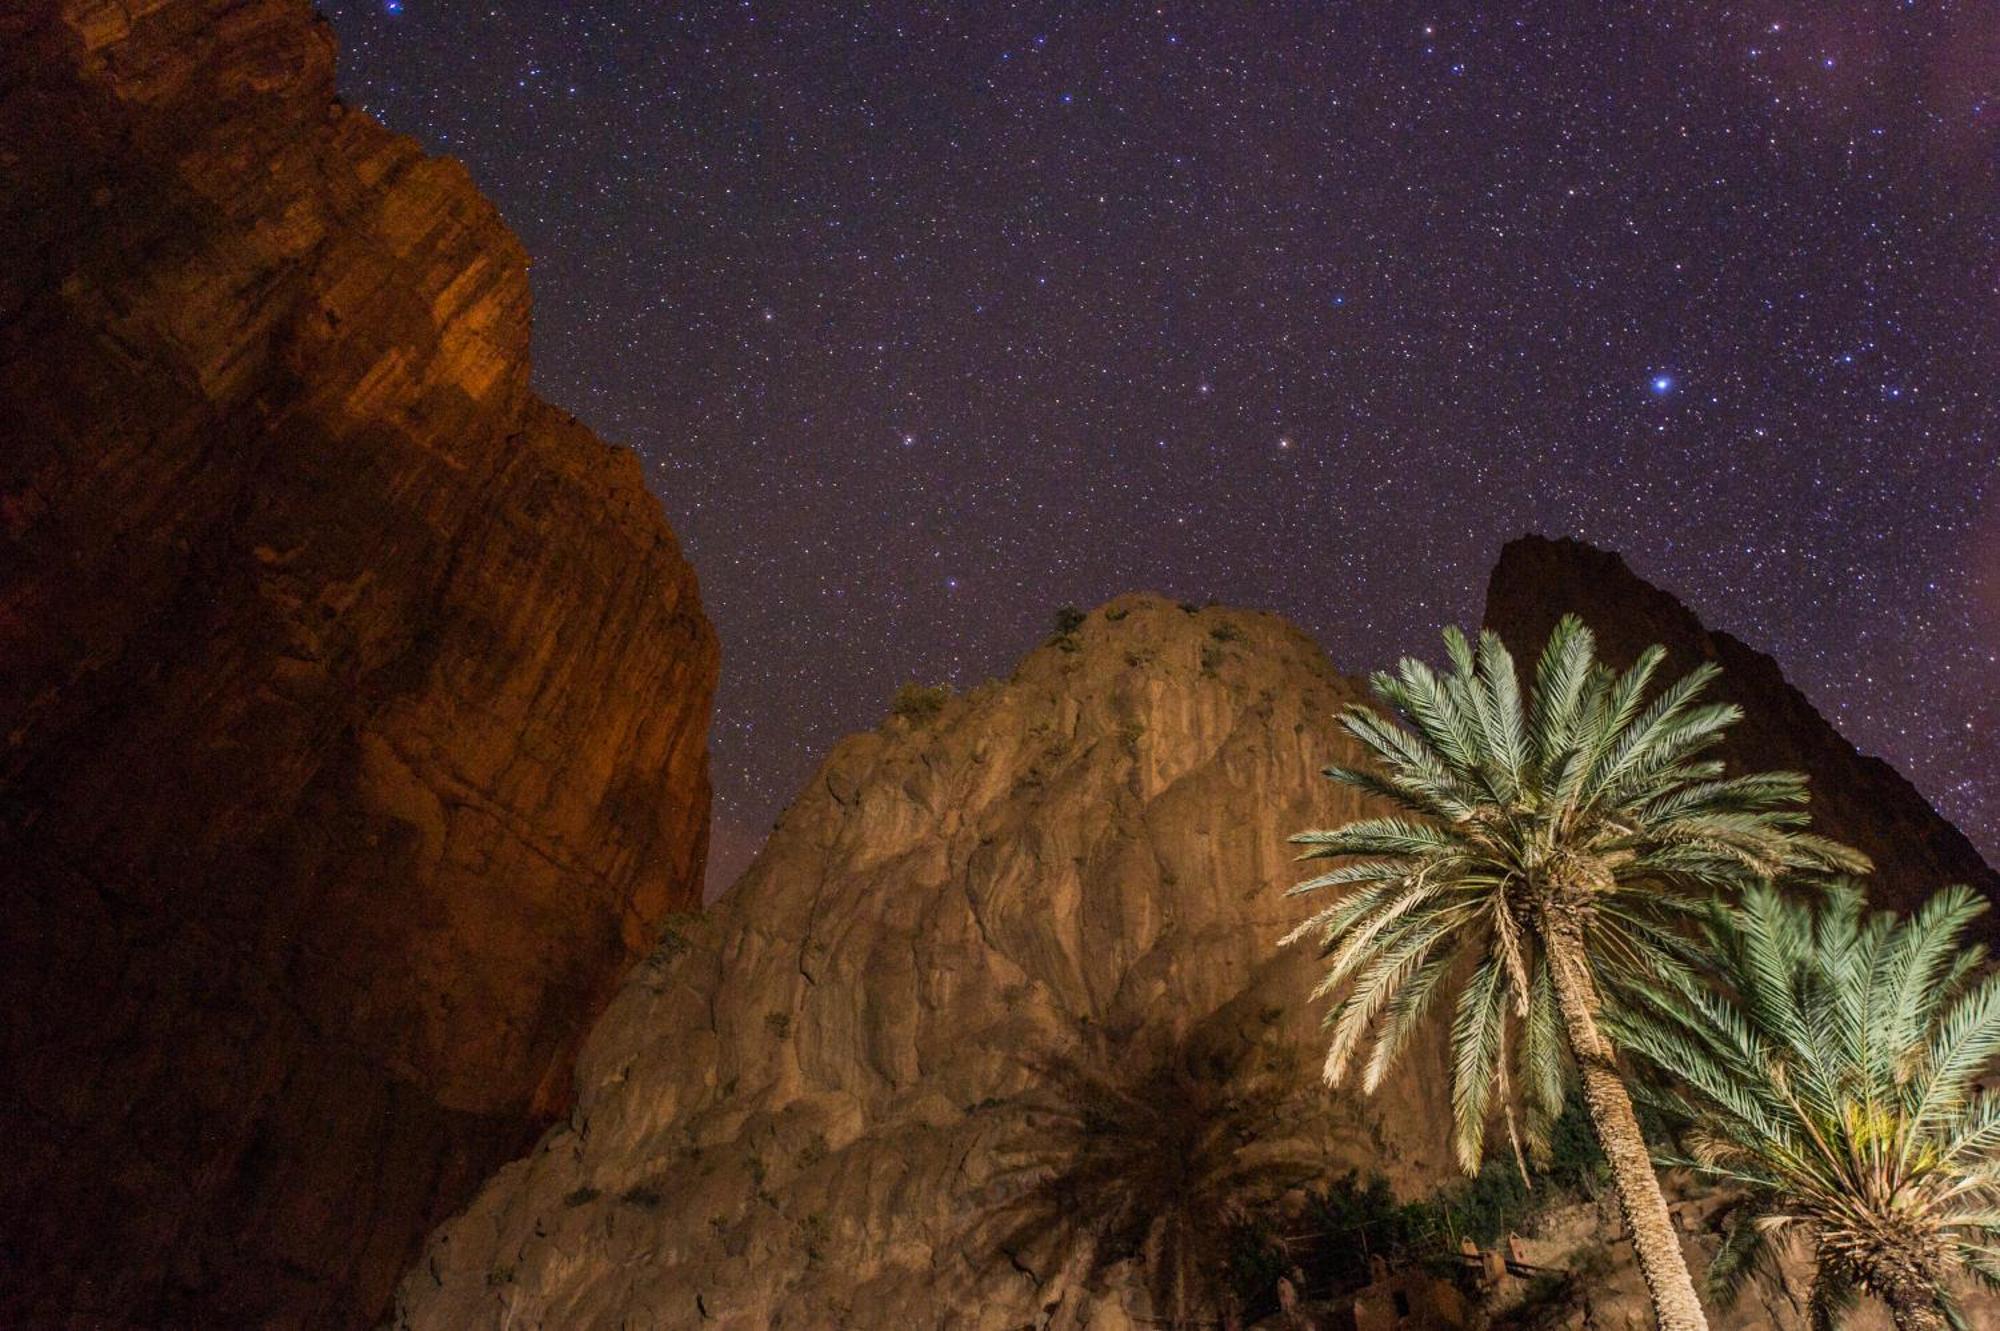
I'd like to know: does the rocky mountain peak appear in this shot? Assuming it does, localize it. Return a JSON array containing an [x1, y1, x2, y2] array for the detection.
[[395, 564, 2000, 1330], [393, 595, 1456, 1329]]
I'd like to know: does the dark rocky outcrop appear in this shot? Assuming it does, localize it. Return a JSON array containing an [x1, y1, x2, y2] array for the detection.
[[1484, 536, 1998, 919], [0, 2, 717, 1325]]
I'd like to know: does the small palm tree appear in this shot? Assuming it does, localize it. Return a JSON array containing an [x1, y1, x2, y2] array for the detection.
[[1284, 615, 1867, 1331], [1608, 883, 2000, 1331]]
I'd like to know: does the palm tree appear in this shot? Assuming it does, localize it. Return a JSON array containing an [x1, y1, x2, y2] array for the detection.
[[1284, 615, 1867, 1331], [1607, 883, 2000, 1331]]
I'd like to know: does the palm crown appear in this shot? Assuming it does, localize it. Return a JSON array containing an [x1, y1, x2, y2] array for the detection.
[[1608, 884, 2000, 1330], [1285, 613, 1869, 1331], [1287, 614, 1866, 1171]]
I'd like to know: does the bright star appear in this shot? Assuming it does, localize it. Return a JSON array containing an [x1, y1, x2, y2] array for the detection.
[[1650, 374, 1675, 395]]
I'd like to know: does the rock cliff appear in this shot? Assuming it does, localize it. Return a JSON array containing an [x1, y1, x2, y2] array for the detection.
[[393, 597, 1456, 1330], [0, 2, 716, 1326], [1484, 536, 1999, 918], [395, 552, 1999, 1330]]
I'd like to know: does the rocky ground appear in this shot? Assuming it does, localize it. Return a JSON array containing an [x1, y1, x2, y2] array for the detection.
[[1484, 1187, 1998, 1331]]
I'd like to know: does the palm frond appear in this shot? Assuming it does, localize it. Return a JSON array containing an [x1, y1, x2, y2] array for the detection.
[[1615, 884, 2000, 1322], [1449, 955, 1508, 1174]]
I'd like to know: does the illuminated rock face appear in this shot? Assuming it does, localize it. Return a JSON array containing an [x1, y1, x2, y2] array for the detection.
[[394, 554, 1996, 1331], [393, 597, 1458, 1331], [1484, 536, 1998, 920], [0, 2, 716, 1325]]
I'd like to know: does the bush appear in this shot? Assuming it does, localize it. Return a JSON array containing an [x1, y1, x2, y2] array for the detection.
[[890, 682, 951, 723], [1428, 1159, 1532, 1247], [1223, 1104, 1607, 1313], [1052, 605, 1088, 636], [1542, 1100, 1610, 1196], [1224, 1222, 1293, 1320], [653, 912, 699, 962]]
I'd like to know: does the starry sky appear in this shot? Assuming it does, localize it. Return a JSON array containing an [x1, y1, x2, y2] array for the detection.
[[325, 3, 2000, 894]]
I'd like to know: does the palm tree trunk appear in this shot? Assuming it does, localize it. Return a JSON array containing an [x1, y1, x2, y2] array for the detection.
[[1882, 1291, 1947, 1331], [1541, 910, 1710, 1331], [1875, 1257, 1948, 1331]]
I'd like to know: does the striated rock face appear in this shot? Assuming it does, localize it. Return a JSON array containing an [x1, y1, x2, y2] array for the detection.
[[0, 2, 716, 1326], [1484, 536, 1999, 919], [393, 597, 1456, 1330]]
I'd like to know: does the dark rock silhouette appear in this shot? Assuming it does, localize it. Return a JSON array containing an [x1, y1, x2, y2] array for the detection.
[[1484, 535, 1998, 921]]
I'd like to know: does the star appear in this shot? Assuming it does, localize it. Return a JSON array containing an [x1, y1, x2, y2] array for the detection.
[[1650, 374, 1676, 396]]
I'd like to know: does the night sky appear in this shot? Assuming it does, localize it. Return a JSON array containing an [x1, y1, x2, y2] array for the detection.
[[325, 3, 2000, 894]]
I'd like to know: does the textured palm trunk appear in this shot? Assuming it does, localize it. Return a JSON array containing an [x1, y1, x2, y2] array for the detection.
[[1882, 1290, 1948, 1331], [1541, 910, 1711, 1331], [1875, 1258, 1948, 1331]]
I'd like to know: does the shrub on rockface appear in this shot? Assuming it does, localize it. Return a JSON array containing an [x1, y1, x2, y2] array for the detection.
[[1222, 1104, 1608, 1320], [889, 681, 951, 723]]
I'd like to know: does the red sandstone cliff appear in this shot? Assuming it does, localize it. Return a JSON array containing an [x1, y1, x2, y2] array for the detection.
[[1484, 536, 1998, 919], [0, 2, 718, 1326]]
